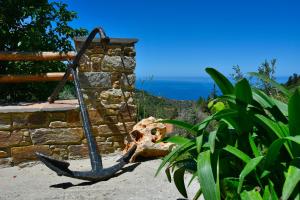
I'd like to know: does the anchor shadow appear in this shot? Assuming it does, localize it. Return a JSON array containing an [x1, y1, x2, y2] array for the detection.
[[50, 162, 141, 189]]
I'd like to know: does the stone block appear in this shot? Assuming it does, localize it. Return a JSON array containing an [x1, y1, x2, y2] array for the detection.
[[31, 128, 83, 145], [28, 112, 48, 127], [66, 110, 81, 126], [78, 72, 111, 88], [102, 56, 135, 72], [68, 145, 89, 159], [120, 74, 135, 89], [0, 114, 11, 130], [0, 130, 22, 148], [124, 47, 136, 57], [11, 145, 51, 164]]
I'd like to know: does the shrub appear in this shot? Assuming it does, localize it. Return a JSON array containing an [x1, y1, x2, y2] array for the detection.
[[156, 68, 300, 200]]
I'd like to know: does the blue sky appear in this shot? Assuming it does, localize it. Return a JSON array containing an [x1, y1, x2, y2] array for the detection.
[[61, 0, 300, 78]]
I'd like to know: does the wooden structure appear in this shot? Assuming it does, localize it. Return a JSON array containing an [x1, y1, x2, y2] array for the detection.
[[0, 51, 75, 83]]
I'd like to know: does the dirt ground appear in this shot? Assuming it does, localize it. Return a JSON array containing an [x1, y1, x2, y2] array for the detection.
[[0, 154, 201, 200]]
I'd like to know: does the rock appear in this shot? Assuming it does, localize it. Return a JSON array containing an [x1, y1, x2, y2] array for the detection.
[[49, 121, 68, 128], [102, 56, 135, 71], [0, 130, 23, 148], [123, 117, 174, 162], [31, 128, 83, 145], [28, 112, 48, 127], [11, 145, 51, 164], [78, 72, 111, 88]]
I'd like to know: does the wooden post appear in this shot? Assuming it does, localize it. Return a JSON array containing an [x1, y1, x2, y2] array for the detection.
[[0, 73, 73, 83], [0, 51, 76, 61]]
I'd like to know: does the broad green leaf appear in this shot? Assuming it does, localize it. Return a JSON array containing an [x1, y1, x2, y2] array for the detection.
[[223, 145, 251, 163], [197, 150, 220, 200], [235, 78, 253, 105], [249, 134, 261, 157], [196, 134, 203, 153], [162, 136, 191, 146], [282, 160, 300, 200], [249, 72, 291, 97], [174, 167, 188, 198], [273, 98, 288, 116], [206, 68, 234, 95], [263, 185, 271, 200], [208, 130, 217, 153], [252, 88, 275, 108], [265, 180, 279, 200], [160, 119, 197, 135], [241, 189, 263, 200], [238, 156, 264, 194], [156, 141, 194, 176], [288, 88, 300, 137]]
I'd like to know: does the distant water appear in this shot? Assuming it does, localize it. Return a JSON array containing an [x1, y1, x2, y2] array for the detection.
[[135, 76, 288, 101]]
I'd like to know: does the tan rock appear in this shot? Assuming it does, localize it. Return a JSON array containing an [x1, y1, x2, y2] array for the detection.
[[0, 158, 12, 168], [123, 117, 174, 162], [11, 145, 51, 164], [49, 121, 68, 128], [0, 130, 23, 148]]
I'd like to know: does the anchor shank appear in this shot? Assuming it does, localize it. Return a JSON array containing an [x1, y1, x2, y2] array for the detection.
[[70, 67, 103, 171]]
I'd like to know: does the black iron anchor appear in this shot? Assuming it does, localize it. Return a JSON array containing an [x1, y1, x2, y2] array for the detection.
[[36, 27, 137, 181]]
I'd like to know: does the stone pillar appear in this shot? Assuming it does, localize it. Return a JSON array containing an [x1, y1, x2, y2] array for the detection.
[[74, 37, 138, 153]]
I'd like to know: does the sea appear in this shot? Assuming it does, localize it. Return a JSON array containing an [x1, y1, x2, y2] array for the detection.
[[135, 76, 289, 101]]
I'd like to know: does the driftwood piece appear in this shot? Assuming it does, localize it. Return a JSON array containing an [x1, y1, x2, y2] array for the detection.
[[124, 117, 174, 162]]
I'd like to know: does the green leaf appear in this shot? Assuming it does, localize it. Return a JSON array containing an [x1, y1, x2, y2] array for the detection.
[[241, 189, 263, 200], [160, 119, 197, 135], [282, 160, 300, 200], [223, 145, 251, 163], [174, 167, 188, 198], [193, 188, 202, 200], [264, 136, 300, 169], [249, 72, 291, 97], [156, 141, 194, 176], [249, 134, 261, 157], [196, 134, 203, 153], [288, 88, 300, 136], [162, 136, 191, 146], [188, 172, 197, 187], [197, 150, 220, 200], [206, 68, 234, 95], [238, 156, 264, 194], [208, 130, 217, 153], [235, 78, 253, 105], [165, 167, 172, 183]]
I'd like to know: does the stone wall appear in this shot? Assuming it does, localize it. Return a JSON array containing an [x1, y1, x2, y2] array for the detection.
[[0, 37, 138, 167]]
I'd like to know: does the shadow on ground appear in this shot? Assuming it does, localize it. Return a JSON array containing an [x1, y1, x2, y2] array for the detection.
[[50, 162, 141, 189]]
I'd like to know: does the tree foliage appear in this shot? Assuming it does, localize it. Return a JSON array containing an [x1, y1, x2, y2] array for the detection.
[[0, 0, 87, 103]]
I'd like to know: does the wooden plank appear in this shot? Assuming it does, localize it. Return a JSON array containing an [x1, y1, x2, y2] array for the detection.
[[0, 73, 73, 83], [0, 51, 76, 61]]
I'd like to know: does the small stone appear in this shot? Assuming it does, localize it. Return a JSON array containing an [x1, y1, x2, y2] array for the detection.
[[49, 112, 66, 121], [0, 130, 23, 148], [49, 121, 68, 128], [12, 113, 29, 128]]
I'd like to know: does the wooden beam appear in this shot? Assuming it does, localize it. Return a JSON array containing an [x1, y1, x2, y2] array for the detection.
[[0, 51, 77, 61], [0, 73, 73, 83]]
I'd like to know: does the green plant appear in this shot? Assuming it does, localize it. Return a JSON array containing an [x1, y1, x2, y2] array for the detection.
[[156, 68, 300, 200], [0, 0, 87, 103]]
